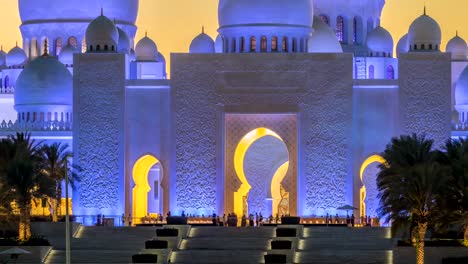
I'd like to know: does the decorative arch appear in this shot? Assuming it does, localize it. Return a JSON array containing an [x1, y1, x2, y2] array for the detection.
[[368, 65, 375, 79], [359, 155, 386, 218], [233, 128, 287, 217], [336, 16, 345, 42], [386, 65, 395, 80], [132, 155, 162, 224]]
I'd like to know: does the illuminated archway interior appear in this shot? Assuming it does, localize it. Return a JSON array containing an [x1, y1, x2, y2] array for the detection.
[[359, 155, 386, 218], [132, 155, 161, 224], [233, 127, 289, 217]]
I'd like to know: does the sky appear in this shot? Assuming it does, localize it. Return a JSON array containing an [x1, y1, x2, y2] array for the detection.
[[0, 0, 467, 70]]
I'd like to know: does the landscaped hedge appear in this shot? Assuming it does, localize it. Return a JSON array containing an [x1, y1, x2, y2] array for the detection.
[[0, 236, 50, 246], [271, 240, 292, 250], [442, 257, 468, 264], [397, 240, 463, 247], [145, 240, 168, 249], [264, 254, 287, 264], [156, 228, 178, 237], [276, 228, 296, 237], [132, 254, 158, 263]]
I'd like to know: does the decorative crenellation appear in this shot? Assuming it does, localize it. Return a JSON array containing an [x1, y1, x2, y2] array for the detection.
[[0, 87, 15, 94], [0, 119, 72, 131]]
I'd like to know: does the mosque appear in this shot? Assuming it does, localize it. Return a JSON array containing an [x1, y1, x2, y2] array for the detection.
[[0, 0, 465, 225]]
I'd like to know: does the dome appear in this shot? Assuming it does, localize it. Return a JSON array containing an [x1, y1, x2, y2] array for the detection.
[[218, 0, 313, 28], [58, 44, 77, 65], [6, 46, 27, 67], [396, 34, 409, 57], [408, 11, 441, 51], [308, 16, 342, 53], [85, 12, 119, 52], [19, 0, 138, 25], [455, 66, 468, 106], [15, 55, 72, 111], [135, 35, 158, 61], [0, 48, 6, 66], [366, 26, 393, 56], [117, 27, 131, 54], [157, 52, 166, 63], [215, 35, 223, 53], [189, 29, 215, 53], [446, 33, 467, 60]]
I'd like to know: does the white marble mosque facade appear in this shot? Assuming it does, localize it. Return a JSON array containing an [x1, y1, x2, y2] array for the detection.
[[0, 0, 465, 224]]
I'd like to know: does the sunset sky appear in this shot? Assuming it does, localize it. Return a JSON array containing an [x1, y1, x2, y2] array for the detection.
[[0, 0, 467, 70]]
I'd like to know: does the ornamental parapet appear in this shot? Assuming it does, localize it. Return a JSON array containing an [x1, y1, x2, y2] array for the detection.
[[0, 87, 14, 94], [0, 120, 72, 131]]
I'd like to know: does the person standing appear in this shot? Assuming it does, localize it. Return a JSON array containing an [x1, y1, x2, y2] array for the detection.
[[351, 214, 355, 227]]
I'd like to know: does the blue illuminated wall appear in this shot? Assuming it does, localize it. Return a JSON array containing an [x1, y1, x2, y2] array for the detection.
[[72, 53, 126, 218]]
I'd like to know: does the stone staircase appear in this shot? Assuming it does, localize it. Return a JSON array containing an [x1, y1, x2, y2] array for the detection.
[[44, 226, 156, 263], [41, 225, 394, 264]]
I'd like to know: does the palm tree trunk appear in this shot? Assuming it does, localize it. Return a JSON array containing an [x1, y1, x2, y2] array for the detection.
[[464, 224, 468, 247], [56, 185, 62, 218], [415, 222, 427, 264], [51, 198, 58, 222], [18, 203, 31, 241]]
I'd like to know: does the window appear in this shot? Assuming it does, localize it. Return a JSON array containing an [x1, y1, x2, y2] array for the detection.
[[104, 45, 109, 51], [250, 37, 256, 52], [300, 38, 304, 52], [154, 181, 159, 198], [421, 44, 425, 50], [336, 16, 345, 42], [353, 17, 358, 44], [68, 36, 78, 49], [224, 38, 229, 53], [55, 37, 63, 56], [96, 45, 101, 51], [429, 44, 433, 50], [386, 65, 395, 80], [368, 65, 375, 79], [89, 45, 93, 52], [4, 76, 9, 88], [282, 37, 288, 52], [260, 36, 267, 52], [231, 38, 236, 52], [292, 38, 297, 52], [272, 37, 278, 52], [367, 18, 374, 33], [319, 14, 329, 25], [414, 44, 417, 50], [435, 44, 439, 50], [240, 37, 245, 52]]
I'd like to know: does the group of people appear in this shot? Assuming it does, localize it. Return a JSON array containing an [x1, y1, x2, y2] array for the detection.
[[324, 213, 376, 227]]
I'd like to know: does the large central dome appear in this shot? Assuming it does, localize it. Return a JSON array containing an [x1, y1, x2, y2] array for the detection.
[[218, 0, 313, 28], [19, 0, 139, 25]]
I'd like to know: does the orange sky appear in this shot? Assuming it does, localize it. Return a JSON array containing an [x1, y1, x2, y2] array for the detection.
[[0, 0, 466, 71]]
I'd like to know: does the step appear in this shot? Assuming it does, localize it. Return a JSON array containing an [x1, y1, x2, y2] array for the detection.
[[294, 250, 393, 264], [45, 249, 135, 264], [298, 238, 393, 250], [170, 250, 266, 264], [189, 227, 276, 238], [180, 237, 269, 250]]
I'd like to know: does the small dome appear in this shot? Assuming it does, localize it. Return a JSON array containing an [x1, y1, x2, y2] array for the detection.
[[6, 46, 27, 67], [218, 0, 313, 29], [396, 34, 409, 57], [366, 26, 393, 57], [15, 55, 72, 111], [455, 66, 468, 106], [157, 52, 166, 63], [0, 48, 6, 66], [135, 35, 158, 61], [308, 16, 342, 53], [117, 27, 131, 54], [215, 35, 223, 53], [408, 11, 441, 51], [189, 29, 215, 54], [58, 44, 77, 65], [85, 12, 119, 52], [446, 33, 467, 60]]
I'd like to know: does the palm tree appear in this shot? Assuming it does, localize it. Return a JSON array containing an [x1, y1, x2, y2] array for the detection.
[[439, 138, 468, 246], [0, 133, 55, 241], [41, 143, 78, 222], [377, 134, 448, 264]]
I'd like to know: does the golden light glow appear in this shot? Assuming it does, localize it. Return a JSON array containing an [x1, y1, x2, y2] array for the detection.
[[359, 155, 386, 217], [132, 154, 160, 225], [271, 161, 289, 217], [233, 127, 283, 217]]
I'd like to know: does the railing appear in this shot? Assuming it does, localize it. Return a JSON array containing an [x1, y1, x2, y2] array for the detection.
[[0, 87, 15, 94], [0, 120, 72, 131]]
